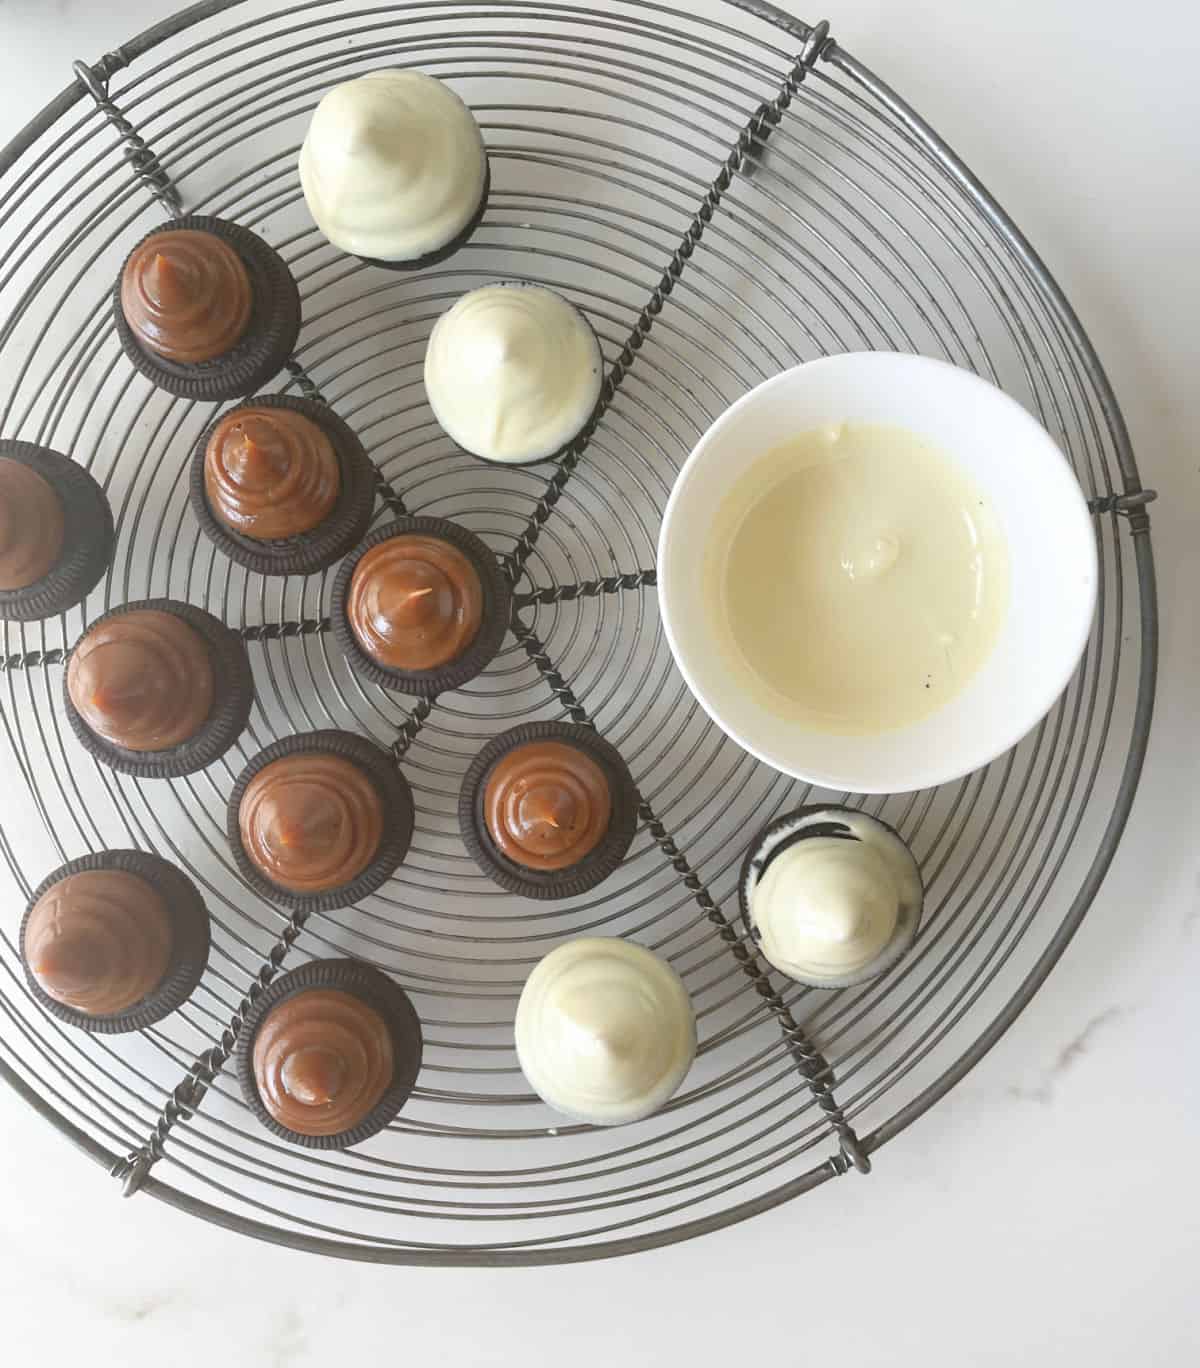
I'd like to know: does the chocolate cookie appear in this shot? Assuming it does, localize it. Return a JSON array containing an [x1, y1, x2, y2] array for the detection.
[[331, 516, 510, 696], [236, 958, 423, 1149], [64, 599, 253, 778], [114, 216, 301, 401], [460, 722, 638, 899], [20, 849, 210, 1033], [228, 730, 413, 912], [0, 441, 113, 622], [190, 394, 375, 575]]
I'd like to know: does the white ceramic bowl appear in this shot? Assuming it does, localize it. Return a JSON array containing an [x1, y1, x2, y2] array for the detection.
[[657, 353, 1098, 794]]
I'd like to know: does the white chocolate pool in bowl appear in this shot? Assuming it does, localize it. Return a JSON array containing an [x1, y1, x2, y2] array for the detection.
[[657, 353, 1097, 794]]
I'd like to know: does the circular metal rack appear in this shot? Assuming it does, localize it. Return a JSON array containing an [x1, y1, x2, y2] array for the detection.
[[0, 0, 1157, 1264]]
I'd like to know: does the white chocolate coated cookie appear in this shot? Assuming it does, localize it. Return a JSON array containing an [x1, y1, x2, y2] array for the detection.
[[299, 70, 486, 262], [741, 808, 922, 987], [424, 283, 602, 463], [515, 938, 695, 1126]]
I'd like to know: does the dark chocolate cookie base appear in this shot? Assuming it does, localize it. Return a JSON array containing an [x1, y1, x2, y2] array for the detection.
[[227, 729, 414, 913], [0, 441, 114, 622], [236, 957, 423, 1151], [189, 394, 375, 576], [19, 849, 210, 1034], [113, 215, 301, 402], [331, 515, 511, 697], [459, 721, 638, 901], [64, 598, 254, 778]]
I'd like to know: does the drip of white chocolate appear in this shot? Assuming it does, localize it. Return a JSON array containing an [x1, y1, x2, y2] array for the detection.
[[299, 70, 486, 262], [744, 809, 922, 986], [515, 938, 696, 1125], [424, 284, 602, 463]]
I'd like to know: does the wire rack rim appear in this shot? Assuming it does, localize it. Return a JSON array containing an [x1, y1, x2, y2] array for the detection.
[[0, 0, 1159, 1266]]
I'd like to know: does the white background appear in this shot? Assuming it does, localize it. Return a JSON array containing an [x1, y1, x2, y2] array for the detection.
[[0, 0, 1197, 1364]]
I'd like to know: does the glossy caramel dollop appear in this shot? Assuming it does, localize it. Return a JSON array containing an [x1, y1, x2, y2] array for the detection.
[[0, 457, 65, 590], [205, 407, 340, 540], [120, 229, 252, 363], [67, 609, 214, 752], [252, 988, 393, 1136], [347, 534, 482, 670], [484, 740, 611, 871], [238, 753, 384, 894], [24, 869, 172, 1014]]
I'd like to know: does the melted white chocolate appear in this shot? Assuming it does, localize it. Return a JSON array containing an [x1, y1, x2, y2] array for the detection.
[[710, 423, 1009, 734], [299, 70, 486, 262], [424, 284, 602, 463], [515, 938, 695, 1125], [744, 809, 923, 986]]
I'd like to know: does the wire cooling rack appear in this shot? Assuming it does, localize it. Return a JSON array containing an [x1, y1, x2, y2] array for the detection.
[[0, 0, 1157, 1265]]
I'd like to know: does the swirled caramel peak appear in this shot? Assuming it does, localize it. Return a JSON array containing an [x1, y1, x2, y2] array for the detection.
[[121, 229, 252, 363], [253, 988, 393, 1136], [205, 407, 340, 540], [67, 609, 214, 752], [348, 534, 482, 670], [0, 457, 65, 590], [239, 753, 384, 893], [485, 740, 611, 871], [25, 869, 172, 1014]]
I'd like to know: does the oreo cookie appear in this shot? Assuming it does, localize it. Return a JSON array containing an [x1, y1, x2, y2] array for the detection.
[[20, 849, 210, 1034], [113, 214, 301, 401], [64, 598, 253, 778], [236, 957, 423, 1150], [189, 394, 375, 576], [228, 729, 413, 913], [459, 721, 638, 900], [331, 515, 511, 697], [0, 440, 113, 622]]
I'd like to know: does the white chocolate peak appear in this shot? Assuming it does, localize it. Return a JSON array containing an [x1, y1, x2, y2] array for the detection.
[[299, 70, 486, 262], [515, 938, 695, 1126], [424, 284, 602, 463], [744, 809, 922, 986]]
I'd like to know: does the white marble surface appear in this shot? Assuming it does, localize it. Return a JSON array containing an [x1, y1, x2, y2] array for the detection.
[[0, 0, 1197, 1363]]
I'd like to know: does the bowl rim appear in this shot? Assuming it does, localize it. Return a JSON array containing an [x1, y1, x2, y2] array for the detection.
[[656, 351, 1099, 794]]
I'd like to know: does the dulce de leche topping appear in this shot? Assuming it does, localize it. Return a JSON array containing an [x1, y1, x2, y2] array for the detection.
[[120, 229, 252, 364], [348, 534, 483, 671], [205, 407, 340, 540], [239, 753, 384, 894], [253, 988, 394, 1136], [67, 609, 214, 752], [484, 741, 612, 871], [25, 869, 172, 1015], [0, 458, 65, 590]]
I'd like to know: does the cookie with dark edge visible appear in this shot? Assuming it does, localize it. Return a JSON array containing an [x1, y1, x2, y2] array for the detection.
[[0, 441, 113, 622], [736, 803, 924, 989], [227, 729, 413, 912], [356, 161, 491, 273], [459, 721, 638, 900], [235, 957, 423, 1150], [64, 598, 253, 778], [113, 215, 301, 402], [331, 515, 510, 697], [189, 394, 375, 576], [19, 849, 210, 1034], [424, 279, 603, 468]]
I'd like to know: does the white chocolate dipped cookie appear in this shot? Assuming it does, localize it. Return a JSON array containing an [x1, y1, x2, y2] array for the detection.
[[424, 283, 602, 463], [299, 70, 487, 264], [515, 938, 695, 1125], [739, 806, 923, 987]]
